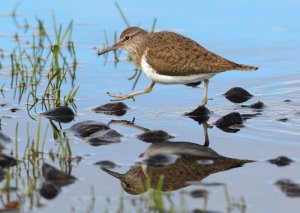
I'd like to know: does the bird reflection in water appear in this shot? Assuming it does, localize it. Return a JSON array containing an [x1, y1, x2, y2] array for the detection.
[[103, 120, 253, 195]]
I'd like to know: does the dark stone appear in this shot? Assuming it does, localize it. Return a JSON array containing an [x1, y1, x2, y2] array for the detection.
[[42, 163, 76, 187], [275, 179, 300, 197], [284, 99, 292, 102], [215, 112, 243, 129], [277, 118, 288, 122], [41, 106, 75, 123], [70, 120, 122, 146], [241, 101, 264, 109], [190, 189, 208, 198], [0, 103, 7, 107], [9, 108, 21, 112], [136, 130, 173, 143], [224, 87, 253, 103], [185, 105, 210, 124], [267, 156, 294, 167], [185, 81, 202, 87], [39, 181, 61, 199], [0, 154, 18, 168], [142, 153, 177, 168], [87, 129, 122, 146], [70, 120, 110, 138], [92, 102, 128, 116], [94, 160, 119, 169]]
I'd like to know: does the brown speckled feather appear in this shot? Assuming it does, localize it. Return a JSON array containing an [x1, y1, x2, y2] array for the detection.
[[144, 31, 247, 76]]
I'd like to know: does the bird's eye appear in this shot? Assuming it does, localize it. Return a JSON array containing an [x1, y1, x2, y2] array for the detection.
[[125, 183, 132, 189], [124, 35, 130, 41]]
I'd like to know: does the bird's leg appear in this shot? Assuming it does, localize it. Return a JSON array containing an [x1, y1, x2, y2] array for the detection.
[[201, 79, 212, 106], [107, 81, 156, 101], [203, 122, 212, 147]]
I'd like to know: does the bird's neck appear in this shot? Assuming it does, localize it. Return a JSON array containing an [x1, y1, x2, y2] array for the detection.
[[126, 36, 148, 67]]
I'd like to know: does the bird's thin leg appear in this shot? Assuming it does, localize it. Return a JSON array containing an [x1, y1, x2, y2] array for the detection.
[[201, 79, 212, 106], [107, 81, 156, 101], [203, 122, 212, 147]]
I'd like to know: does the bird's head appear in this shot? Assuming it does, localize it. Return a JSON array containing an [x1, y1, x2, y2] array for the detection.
[[97, 27, 148, 56]]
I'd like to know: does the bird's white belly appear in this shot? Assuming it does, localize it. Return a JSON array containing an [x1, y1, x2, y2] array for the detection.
[[141, 56, 215, 84]]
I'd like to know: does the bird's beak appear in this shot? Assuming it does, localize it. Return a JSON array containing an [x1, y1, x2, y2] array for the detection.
[[97, 43, 120, 56], [102, 168, 125, 179]]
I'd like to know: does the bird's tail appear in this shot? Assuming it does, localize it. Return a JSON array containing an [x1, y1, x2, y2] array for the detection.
[[235, 63, 258, 71]]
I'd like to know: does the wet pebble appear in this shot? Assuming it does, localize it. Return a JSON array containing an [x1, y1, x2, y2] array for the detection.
[[141, 153, 177, 168], [9, 108, 21, 113], [224, 87, 253, 103], [136, 130, 173, 143], [0, 154, 18, 168], [0, 103, 7, 107], [277, 118, 289, 122], [267, 156, 294, 167], [184, 105, 210, 124], [241, 101, 264, 109], [42, 163, 76, 187], [41, 106, 75, 123], [284, 99, 292, 102], [39, 181, 61, 200], [214, 112, 243, 132], [94, 160, 120, 169], [189, 189, 208, 198], [70, 120, 122, 146], [92, 102, 128, 116], [275, 179, 300, 197], [70, 120, 110, 138]]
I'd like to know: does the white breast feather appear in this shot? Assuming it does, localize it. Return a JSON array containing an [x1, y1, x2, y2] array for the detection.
[[141, 54, 214, 84]]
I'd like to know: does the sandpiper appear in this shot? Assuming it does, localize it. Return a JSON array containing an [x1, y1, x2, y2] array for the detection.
[[98, 27, 258, 106]]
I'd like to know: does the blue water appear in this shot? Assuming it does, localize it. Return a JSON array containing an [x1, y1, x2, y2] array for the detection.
[[1, 1, 300, 212]]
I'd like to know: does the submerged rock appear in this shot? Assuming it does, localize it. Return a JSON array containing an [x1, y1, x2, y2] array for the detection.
[[267, 156, 294, 167], [70, 120, 122, 146], [277, 118, 289, 122], [41, 106, 75, 123], [241, 101, 264, 109], [224, 87, 253, 103], [39, 181, 61, 200], [9, 108, 21, 113], [214, 112, 243, 132], [0, 167, 5, 181], [136, 130, 173, 143], [0, 154, 18, 168], [42, 163, 76, 187], [94, 160, 120, 169], [275, 179, 300, 197], [87, 129, 122, 146], [92, 102, 128, 116], [185, 105, 210, 124]]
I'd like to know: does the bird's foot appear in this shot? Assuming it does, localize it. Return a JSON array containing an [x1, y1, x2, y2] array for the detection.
[[201, 97, 213, 106], [107, 92, 135, 102]]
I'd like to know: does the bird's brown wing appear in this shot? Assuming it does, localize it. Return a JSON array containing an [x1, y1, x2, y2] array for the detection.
[[144, 31, 240, 76]]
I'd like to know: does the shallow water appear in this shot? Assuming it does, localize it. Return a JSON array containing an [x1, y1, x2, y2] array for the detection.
[[0, 1, 300, 212]]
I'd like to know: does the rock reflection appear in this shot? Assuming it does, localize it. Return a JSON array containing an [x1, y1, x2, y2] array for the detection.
[[103, 141, 253, 195], [70, 120, 122, 146]]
